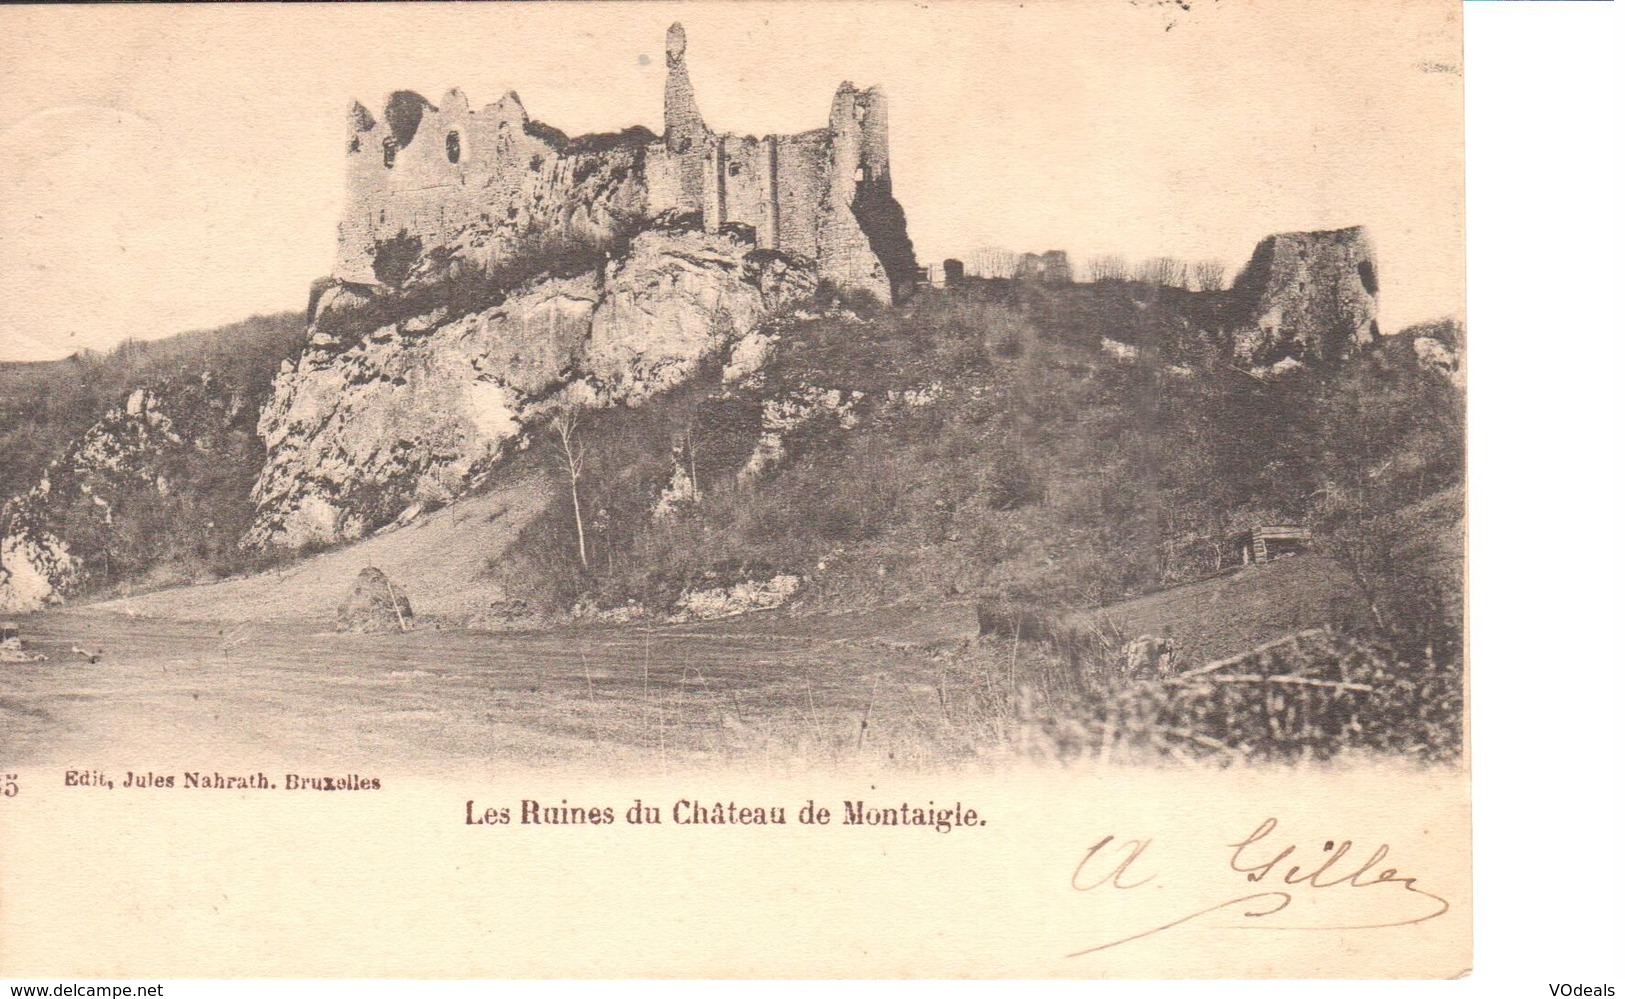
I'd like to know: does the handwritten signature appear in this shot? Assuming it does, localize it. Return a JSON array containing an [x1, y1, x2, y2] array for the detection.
[[1066, 817, 1451, 957]]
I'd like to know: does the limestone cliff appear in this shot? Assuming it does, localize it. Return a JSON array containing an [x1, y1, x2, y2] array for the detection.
[[580, 225, 816, 404], [243, 272, 600, 550], [245, 224, 816, 550]]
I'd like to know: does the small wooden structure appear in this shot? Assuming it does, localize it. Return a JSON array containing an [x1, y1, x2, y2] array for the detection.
[[1230, 525, 1311, 566]]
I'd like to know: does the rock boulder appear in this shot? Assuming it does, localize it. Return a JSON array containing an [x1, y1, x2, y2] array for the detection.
[[337, 567, 414, 633]]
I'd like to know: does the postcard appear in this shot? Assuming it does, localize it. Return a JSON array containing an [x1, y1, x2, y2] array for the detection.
[[1, 0, 1469, 979]]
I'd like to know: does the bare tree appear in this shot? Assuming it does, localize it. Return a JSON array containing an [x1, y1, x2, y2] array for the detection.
[[549, 407, 589, 569], [1088, 254, 1129, 282], [684, 425, 701, 505], [1136, 256, 1189, 289], [1192, 258, 1228, 292], [969, 246, 1018, 279]]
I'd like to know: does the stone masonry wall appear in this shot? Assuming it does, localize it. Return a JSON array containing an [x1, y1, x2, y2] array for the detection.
[[336, 89, 649, 287], [333, 23, 914, 302]]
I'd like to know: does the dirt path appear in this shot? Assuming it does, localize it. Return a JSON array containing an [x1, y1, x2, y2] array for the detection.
[[1, 602, 983, 774]]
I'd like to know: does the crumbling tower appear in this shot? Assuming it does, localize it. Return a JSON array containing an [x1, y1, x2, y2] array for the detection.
[[1230, 226, 1381, 364], [662, 23, 713, 211], [646, 23, 915, 302]]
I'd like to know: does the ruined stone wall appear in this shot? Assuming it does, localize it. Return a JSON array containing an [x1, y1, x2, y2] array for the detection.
[[773, 132, 828, 262], [645, 142, 683, 218], [830, 85, 916, 301], [338, 90, 530, 284], [812, 85, 893, 301], [334, 23, 912, 302], [661, 22, 713, 211], [645, 28, 912, 300], [1041, 250, 1073, 284], [709, 135, 775, 244]]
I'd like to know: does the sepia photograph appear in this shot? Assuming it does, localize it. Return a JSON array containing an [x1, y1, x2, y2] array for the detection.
[[0, 0, 1520, 982]]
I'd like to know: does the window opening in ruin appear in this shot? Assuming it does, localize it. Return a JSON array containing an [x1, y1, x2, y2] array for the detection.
[[1357, 259, 1378, 295], [856, 104, 868, 123], [854, 166, 867, 183], [728, 162, 741, 177], [446, 131, 461, 164], [383, 138, 397, 169], [379, 210, 386, 224], [675, 137, 691, 153]]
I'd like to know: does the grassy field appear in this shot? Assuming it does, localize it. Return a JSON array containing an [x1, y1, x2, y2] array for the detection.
[[3, 548, 1459, 773], [984, 551, 1367, 667], [2, 600, 1074, 774]]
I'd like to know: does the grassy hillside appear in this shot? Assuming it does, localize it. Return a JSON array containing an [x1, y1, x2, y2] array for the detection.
[[477, 277, 1463, 760], [94, 468, 552, 623], [491, 280, 1462, 635], [991, 552, 1367, 667], [1, 312, 309, 602], [0, 312, 306, 503]]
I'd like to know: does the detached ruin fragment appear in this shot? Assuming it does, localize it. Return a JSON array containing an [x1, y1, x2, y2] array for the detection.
[[1231, 225, 1380, 364]]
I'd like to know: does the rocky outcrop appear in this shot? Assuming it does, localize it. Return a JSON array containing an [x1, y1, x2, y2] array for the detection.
[[671, 573, 801, 622], [1230, 226, 1379, 365], [1408, 319, 1465, 389], [0, 530, 77, 614], [246, 223, 816, 550], [580, 227, 816, 404], [244, 272, 599, 550]]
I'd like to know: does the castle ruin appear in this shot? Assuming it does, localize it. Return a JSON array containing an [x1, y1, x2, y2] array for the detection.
[[333, 23, 915, 303]]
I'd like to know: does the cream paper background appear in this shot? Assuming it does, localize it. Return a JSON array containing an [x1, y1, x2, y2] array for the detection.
[[1, 766, 1468, 978], [0, 0, 1530, 982]]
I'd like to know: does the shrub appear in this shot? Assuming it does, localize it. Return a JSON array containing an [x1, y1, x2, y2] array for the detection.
[[370, 230, 422, 288], [1012, 627, 1462, 765], [984, 448, 1046, 511]]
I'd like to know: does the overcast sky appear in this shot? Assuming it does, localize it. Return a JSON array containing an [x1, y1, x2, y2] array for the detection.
[[0, 1, 1462, 362]]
